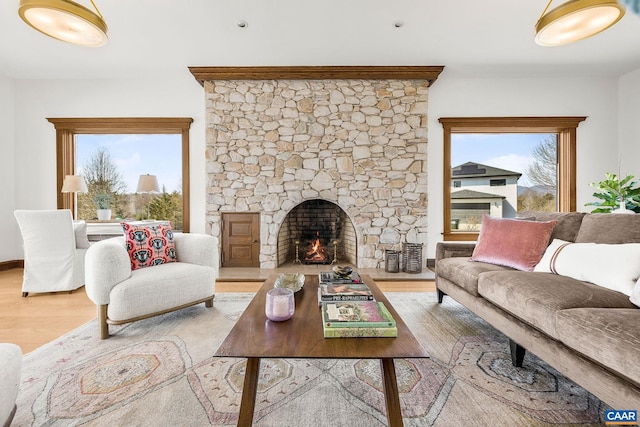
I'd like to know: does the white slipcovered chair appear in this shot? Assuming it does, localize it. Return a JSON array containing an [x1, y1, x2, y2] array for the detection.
[[14, 210, 88, 297], [0, 343, 22, 427], [85, 233, 217, 339]]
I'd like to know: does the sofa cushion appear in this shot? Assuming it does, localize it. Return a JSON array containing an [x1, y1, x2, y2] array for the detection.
[[519, 211, 586, 243], [575, 213, 640, 244], [107, 262, 215, 321], [534, 239, 640, 296], [122, 222, 178, 270], [556, 308, 640, 387], [471, 215, 557, 271], [437, 257, 514, 296], [478, 271, 637, 339]]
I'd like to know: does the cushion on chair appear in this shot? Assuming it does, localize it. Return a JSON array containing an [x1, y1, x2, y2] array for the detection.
[[122, 222, 178, 270], [107, 262, 215, 321]]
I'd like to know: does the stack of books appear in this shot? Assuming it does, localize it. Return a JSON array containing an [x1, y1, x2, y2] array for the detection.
[[321, 301, 397, 338]]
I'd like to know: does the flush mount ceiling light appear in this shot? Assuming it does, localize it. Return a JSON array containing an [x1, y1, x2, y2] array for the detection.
[[535, 0, 625, 46], [18, 0, 108, 47]]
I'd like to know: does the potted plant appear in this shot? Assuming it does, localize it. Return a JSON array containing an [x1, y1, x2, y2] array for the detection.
[[93, 193, 112, 220], [585, 172, 640, 213]]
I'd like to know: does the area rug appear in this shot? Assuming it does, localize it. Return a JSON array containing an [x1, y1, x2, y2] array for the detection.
[[13, 293, 608, 426]]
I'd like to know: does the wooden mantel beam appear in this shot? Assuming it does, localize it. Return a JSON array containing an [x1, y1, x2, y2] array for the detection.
[[188, 66, 445, 86]]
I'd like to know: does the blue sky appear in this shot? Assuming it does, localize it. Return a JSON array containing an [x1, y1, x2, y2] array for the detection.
[[76, 134, 182, 193], [451, 133, 556, 187]]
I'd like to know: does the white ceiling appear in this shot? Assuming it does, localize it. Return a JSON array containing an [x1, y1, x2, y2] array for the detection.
[[2, 0, 640, 81]]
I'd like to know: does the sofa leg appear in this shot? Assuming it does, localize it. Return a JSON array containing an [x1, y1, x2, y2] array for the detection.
[[509, 339, 526, 367], [205, 297, 214, 308], [98, 305, 110, 339], [22, 292, 28, 298], [437, 289, 446, 303]]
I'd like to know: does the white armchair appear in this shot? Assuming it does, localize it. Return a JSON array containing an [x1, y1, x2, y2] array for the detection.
[[14, 210, 87, 297], [0, 343, 22, 427], [85, 233, 217, 339]]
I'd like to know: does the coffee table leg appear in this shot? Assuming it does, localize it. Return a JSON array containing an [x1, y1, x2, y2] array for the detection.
[[237, 357, 261, 427], [380, 358, 403, 427]]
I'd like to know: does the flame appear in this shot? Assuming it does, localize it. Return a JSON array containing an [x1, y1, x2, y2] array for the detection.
[[308, 238, 321, 255], [305, 233, 328, 261]]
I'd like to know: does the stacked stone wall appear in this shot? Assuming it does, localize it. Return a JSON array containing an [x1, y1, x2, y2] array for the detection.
[[205, 79, 428, 268]]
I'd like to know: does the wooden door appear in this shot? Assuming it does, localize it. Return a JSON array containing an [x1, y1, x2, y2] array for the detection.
[[222, 213, 260, 267]]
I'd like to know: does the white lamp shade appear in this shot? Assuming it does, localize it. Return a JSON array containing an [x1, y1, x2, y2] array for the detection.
[[137, 174, 160, 193], [61, 175, 88, 193]]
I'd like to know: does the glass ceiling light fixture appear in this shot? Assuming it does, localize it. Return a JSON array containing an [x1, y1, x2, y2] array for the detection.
[[535, 0, 625, 46], [18, 0, 108, 47]]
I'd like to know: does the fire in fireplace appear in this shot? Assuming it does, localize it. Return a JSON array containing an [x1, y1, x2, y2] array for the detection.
[[305, 232, 330, 264]]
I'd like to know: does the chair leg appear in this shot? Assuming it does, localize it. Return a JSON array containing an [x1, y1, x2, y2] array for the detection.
[[98, 305, 110, 339], [437, 288, 446, 303], [509, 339, 526, 367]]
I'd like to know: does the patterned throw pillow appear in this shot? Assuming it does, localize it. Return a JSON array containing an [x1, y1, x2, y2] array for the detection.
[[121, 222, 177, 270]]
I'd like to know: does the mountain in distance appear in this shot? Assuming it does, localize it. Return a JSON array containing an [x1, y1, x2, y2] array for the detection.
[[518, 185, 555, 196]]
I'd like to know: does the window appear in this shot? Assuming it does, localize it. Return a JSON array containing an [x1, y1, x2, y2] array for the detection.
[[453, 180, 461, 188], [439, 117, 586, 241], [49, 117, 193, 232]]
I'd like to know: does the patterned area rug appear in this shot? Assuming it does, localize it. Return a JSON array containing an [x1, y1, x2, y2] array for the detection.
[[14, 293, 608, 426]]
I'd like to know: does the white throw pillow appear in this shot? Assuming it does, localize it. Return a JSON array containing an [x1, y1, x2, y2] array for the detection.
[[534, 239, 640, 296], [533, 239, 571, 273], [73, 221, 91, 249]]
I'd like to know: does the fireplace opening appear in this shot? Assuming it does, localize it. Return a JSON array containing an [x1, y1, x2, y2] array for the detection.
[[277, 200, 357, 267]]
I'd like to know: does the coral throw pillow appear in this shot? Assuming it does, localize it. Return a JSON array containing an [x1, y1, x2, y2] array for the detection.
[[471, 215, 557, 271], [121, 222, 177, 270]]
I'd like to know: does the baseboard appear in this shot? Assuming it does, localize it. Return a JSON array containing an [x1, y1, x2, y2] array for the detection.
[[0, 260, 23, 271]]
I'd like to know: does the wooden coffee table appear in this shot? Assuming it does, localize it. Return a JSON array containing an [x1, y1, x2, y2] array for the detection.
[[214, 273, 428, 427]]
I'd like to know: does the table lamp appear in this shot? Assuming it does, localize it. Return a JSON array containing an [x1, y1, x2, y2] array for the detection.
[[61, 175, 88, 219], [136, 174, 160, 219]]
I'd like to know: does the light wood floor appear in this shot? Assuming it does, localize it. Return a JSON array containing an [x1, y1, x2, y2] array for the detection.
[[0, 268, 434, 354]]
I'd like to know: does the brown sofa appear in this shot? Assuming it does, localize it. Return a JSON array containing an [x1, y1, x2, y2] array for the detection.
[[436, 212, 640, 409]]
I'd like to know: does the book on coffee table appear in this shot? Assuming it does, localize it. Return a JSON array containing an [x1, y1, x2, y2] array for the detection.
[[318, 271, 363, 284], [318, 283, 374, 302], [321, 301, 397, 338], [323, 326, 398, 338]]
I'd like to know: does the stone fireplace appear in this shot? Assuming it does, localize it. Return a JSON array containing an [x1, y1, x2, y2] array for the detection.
[[195, 67, 441, 269]]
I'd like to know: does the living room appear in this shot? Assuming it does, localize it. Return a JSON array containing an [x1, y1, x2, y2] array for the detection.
[[2, 1, 640, 425]]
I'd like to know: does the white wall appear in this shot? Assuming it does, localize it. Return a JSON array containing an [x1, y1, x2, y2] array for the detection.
[[427, 74, 621, 258], [619, 68, 640, 176], [7, 73, 206, 262], [0, 75, 16, 261], [3, 71, 629, 262]]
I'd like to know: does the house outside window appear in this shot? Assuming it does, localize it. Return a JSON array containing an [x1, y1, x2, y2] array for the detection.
[[439, 116, 586, 241]]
